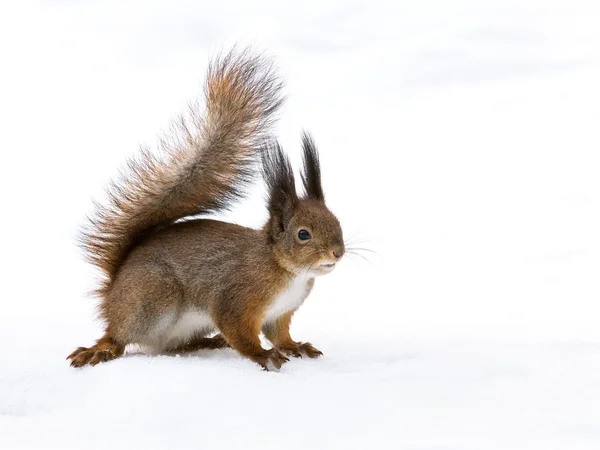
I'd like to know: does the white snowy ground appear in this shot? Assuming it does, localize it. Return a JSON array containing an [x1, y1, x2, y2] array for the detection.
[[1, 1, 600, 449]]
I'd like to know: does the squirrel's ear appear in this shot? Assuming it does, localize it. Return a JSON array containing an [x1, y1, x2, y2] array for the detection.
[[301, 132, 325, 202], [262, 141, 298, 237]]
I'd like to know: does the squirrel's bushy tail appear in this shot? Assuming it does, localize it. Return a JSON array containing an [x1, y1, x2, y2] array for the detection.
[[81, 49, 284, 294]]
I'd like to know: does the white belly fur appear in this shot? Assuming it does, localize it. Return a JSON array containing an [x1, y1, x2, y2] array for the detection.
[[150, 275, 312, 350], [263, 274, 313, 323], [152, 311, 215, 350]]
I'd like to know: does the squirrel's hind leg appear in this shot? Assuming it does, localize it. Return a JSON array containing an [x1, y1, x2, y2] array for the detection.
[[164, 333, 230, 354], [67, 334, 125, 368]]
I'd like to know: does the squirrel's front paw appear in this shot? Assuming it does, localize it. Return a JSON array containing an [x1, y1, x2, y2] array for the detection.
[[277, 342, 323, 359], [256, 348, 289, 371], [278, 344, 303, 358], [297, 342, 323, 358]]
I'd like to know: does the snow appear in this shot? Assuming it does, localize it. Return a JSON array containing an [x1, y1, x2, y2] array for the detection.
[[3, 334, 600, 449], [1, 0, 600, 449]]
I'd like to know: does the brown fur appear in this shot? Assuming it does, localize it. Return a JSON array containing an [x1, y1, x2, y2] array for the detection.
[[263, 312, 323, 358], [165, 334, 230, 353], [68, 49, 344, 371], [67, 335, 124, 367]]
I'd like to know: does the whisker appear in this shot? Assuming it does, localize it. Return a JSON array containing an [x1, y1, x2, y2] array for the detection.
[[344, 254, 360, 264], [345, 250, 371, 263], [345, 240, 371, 249], [346, 246, 377, 255], [344, 235, 370, 244], [344, 229, 363, 243], [344, 229, 371, 248]]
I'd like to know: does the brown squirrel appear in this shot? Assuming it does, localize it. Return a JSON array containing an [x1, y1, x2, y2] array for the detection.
[[67, 49, 345, 370]]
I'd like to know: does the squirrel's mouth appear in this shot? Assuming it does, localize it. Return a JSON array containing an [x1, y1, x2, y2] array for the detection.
[[319, 263, 336, 270]]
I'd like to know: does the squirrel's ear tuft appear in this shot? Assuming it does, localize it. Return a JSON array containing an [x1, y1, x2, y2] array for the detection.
[[301, 132, 325, 202], [261, 141, 298, 237]]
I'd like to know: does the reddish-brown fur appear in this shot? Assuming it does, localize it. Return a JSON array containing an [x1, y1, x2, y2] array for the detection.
[[68, 49, 344, 370]]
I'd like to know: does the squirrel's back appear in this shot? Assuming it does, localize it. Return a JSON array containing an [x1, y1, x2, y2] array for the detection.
[[80, 49, 284, 296]]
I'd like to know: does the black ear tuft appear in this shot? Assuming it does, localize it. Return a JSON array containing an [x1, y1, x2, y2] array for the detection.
[[301, 132, 324, 202], [261, 140, 298, 236]]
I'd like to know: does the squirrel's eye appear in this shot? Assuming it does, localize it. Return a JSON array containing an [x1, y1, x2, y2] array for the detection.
[[298, 229, 311, 241]]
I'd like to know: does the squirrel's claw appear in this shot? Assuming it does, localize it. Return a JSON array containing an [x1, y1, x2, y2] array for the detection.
[[258, 348, 289, 371], [276, 342, 323, 359], [298, 342, 323, 359], [278, 345, 303, 358]]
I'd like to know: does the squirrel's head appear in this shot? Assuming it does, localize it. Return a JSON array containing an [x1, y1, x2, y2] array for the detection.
[[262, 133, 344, 277]]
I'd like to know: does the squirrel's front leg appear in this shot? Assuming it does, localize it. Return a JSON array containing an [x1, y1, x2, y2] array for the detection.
[[217, 310, 289, 371], [262, 311, 323, 359]]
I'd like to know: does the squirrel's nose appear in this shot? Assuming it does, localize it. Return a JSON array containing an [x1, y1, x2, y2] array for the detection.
[[332, 247, 345, 260]]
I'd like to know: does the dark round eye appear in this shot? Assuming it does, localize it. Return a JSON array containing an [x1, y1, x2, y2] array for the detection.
[[298, 229, 311, 241]]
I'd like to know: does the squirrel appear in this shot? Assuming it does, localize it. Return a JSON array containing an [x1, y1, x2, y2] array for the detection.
[[67, 49, 345, 371]]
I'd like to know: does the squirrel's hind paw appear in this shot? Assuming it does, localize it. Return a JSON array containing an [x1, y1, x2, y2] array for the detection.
[[67, 336, 124, 368], [67, 347, 95, 367]]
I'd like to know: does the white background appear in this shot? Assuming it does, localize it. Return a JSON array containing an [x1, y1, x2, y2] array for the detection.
[[1, 1, 599, 449]]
